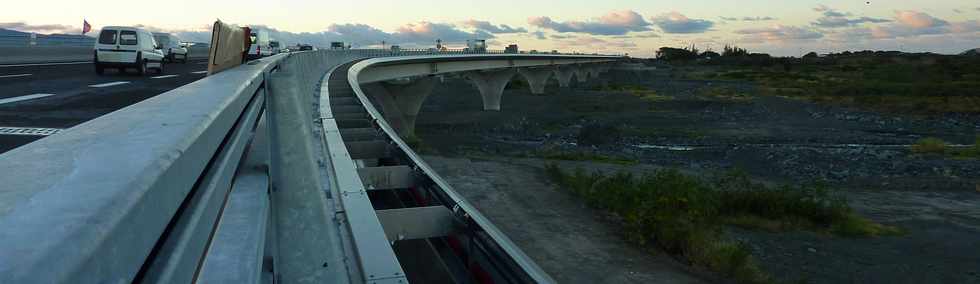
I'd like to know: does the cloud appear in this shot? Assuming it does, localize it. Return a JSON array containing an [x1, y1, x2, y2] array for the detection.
[[553, 36, 636, 49], [0, 21, 78, 34], [826, 11, 977, 41], [953, 9, 963, 14], [743, 16, 777, 21], [549, 34, 576, 39], [529, 31, 546, 39], [462, 20, 527, 34], [720, 16, 776, 22], [650, 12, 714, 34], [812, 6, 890, 28], [528, 10, 652, 35], [736, 25, 823, 42], [894, 10, 948, 28]]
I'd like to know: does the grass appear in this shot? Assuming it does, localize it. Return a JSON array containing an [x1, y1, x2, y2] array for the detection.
[[544, 165, 901, 283], [909, 136, 980, 159], [698, 86, 753, 102], [683, 57, 980, 115], [910, 137, 947, 154], [599, 84, 672, 103]]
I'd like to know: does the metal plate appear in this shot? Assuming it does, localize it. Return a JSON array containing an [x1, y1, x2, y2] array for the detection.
[[0, 127, 62, 136]]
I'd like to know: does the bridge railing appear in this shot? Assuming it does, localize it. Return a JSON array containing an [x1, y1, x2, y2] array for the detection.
[[0, 49, 619, 283]]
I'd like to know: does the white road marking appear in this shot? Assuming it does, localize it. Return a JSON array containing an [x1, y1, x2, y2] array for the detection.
[[0, 93, 57, 105], [0, 61, 90, 68], [0, 73, 31, 79], [191, 71, 208, 74], [89, 81, 130, 88], [151, 75, 178, 79], [0, 126, 62, 136]]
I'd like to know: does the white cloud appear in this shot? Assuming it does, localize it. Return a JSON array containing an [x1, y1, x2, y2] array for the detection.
[[735, 25, 823, 42], [528, 10, 651, 35], [650, 12, 714, 34]]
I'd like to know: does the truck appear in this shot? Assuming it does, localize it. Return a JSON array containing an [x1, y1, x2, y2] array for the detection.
[[246, 28, 271, 60]]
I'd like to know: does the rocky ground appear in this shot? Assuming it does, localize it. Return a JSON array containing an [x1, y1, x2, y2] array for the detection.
[[412, 69, 980, 283]]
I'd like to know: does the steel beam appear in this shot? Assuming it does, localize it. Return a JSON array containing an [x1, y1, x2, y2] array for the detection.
[[376, 206, 459, 241], [358, 165, 417, 190]]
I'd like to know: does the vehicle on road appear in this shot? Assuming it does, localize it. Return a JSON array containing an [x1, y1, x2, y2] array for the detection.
[[246, 28, 271, 59], [94, 26, 164, 75], [269, 40, 281, 55], [152, 32, 188, 63]]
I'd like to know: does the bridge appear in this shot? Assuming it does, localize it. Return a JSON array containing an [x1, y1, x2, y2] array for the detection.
[[0, 49, 621, 283]]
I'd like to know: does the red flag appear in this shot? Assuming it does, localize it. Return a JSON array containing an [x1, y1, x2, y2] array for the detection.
[[82, 20, 92, 34]]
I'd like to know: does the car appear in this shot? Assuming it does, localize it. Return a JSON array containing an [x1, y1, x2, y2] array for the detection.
[[94, 26, 165, 75], [152, 32, 188, 63]]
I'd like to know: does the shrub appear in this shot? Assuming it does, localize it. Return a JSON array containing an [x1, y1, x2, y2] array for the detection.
[[545, 165, 899, 283], [910, 137, 947, 154]]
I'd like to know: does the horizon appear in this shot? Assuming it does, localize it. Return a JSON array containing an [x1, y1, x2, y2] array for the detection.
[[2, 0, 979, 57]]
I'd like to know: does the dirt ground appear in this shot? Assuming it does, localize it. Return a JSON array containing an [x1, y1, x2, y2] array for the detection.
[[412, 70, 980, 283]]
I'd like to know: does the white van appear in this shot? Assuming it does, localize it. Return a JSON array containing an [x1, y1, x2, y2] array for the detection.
[[152, 32, 188, 63], [94, 26, 165, 75], [246, 29, 271, 60]]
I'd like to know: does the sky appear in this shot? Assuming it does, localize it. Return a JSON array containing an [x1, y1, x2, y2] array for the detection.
[[1, 0, 979, 57]]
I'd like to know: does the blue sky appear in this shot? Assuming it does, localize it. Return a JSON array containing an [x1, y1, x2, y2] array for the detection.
[[1, 0, 978, 56]]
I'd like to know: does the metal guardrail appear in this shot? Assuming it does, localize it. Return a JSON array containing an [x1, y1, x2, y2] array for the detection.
[[0, 34, 95, 47], [0, 49, 620, 283]]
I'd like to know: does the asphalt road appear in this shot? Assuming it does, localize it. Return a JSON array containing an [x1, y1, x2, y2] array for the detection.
[[0, 59, 210, 153]]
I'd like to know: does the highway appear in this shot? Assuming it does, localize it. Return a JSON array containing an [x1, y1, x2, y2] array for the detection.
[[0, 59, 210, 153]]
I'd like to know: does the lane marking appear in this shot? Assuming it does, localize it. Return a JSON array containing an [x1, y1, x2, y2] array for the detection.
[[0, 73, 31, 79], [0, 126, 63, 136], [0, 61, 90, 68], [89, 81, 130, 88], [151, 75, 178, 79], [191, 71, 208, 74], [0, 93, 57, 105]]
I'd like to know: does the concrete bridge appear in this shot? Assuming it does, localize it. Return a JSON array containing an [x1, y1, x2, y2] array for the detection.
[[0, 49, 621, 283]]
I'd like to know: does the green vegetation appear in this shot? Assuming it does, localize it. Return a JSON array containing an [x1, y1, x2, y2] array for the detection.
[[544, 165, 901, 283], [685, 53, 980, 115], [598, 84, 671, 102], [910, 137, 947, 154], [908, 136, 980, 159], [698, 86, 752, 102]]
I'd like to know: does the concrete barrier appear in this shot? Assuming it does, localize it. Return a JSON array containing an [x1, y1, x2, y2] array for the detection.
[[0, 46, 211, 65]]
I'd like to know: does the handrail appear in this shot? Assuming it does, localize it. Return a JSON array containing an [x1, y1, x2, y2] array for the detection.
[[0, 49, 620, 283], [0, 53, 286, 282]]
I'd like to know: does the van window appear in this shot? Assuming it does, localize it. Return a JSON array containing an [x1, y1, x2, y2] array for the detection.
[[98, 30, 117, 44], [119, 31, 138, 45], [154, 35, 170, 46]]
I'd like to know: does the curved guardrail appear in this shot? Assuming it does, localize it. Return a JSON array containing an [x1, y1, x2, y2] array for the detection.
[[0, 49, 621, 283]]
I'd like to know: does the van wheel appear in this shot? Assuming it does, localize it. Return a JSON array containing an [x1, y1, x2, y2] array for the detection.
[[181, 54, 188, 63], [156, 61, 165, 74], [137, 60, 147, 76], [95, 64, 104, 75]]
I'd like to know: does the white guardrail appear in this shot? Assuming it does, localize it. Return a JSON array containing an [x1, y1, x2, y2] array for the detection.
[[0, 49, 623, 283]]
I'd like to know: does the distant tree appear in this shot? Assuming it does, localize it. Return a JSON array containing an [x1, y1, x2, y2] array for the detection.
[[722, 45, 748, 57], [701, 50, 720, 59], [656, 46, 699, 61], [803, 52, 819, 58]]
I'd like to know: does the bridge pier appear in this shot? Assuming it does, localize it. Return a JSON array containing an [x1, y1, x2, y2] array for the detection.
[[573, 67, 589, 83], [554, 66, 576, 88], [362, 76, 438, 137], [518, 67, 553, 94], [466, 68, 516, 111]]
